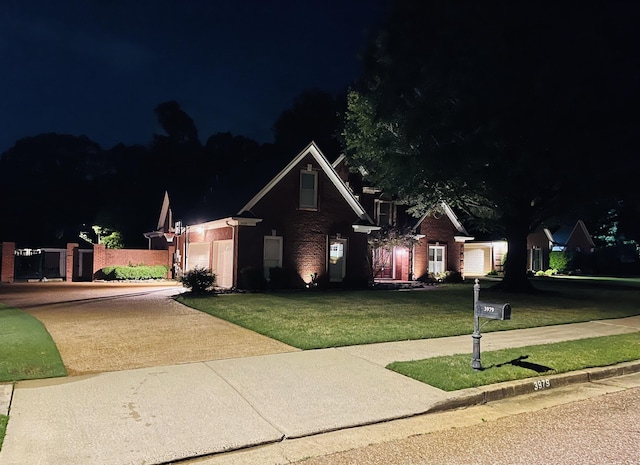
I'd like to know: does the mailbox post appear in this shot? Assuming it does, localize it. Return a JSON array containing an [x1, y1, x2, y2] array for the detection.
[[472, 279, 511, 370]]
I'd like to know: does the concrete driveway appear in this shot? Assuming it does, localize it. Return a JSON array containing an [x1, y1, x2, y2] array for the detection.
[[0, 281, 297, 375]]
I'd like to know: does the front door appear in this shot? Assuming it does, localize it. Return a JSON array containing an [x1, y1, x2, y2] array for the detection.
[[329, 238, 347, 282], [372, 247, 393, 279], [428, 245, 445, 274]]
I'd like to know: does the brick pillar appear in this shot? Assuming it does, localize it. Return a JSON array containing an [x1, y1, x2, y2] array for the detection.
[[167, 244, 176, 279], [93, 244, 107, 278], [66, 243, 79, 282], [1, 242, 16, 283]]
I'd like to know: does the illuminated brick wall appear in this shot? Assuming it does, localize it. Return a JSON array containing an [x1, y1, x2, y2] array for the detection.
[[413, 214, 464, 279]]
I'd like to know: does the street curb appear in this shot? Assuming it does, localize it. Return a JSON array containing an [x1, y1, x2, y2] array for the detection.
[[0, 383, 12, 416], [428, 360, 640, 413]]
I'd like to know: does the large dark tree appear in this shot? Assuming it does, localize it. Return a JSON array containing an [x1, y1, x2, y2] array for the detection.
[[344, 0, 640, 291], [0, 133, 107, 245], [273, 89, 344, 162], [148, 101, 205, 221]]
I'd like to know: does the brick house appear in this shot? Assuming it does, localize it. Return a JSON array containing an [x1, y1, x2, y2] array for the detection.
[[170, 142, 379, 289], [156, 142, 476, 288]]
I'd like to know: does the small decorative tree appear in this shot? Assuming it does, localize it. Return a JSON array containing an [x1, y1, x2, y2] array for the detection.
[[368, 226, 420, 278]]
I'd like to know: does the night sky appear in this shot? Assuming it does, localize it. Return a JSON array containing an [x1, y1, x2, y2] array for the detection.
[[1, 0, 390, 153]]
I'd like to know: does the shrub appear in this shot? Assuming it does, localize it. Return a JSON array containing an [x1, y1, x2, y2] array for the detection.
[[425, 271, 464, 283], [549, 251, 571, 273], [268, 266, 289, 289], [100, 265, 168, 280], [180, 267, 216, 294], [239, 266, 266, 291], [441, 270, 464, 283]]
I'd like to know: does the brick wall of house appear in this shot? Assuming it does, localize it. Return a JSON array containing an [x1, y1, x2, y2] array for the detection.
[[238, 152, 371, 288], [0, 242, 16, 283], [414, 214, 464, 279], [186, 226, 233, 244]]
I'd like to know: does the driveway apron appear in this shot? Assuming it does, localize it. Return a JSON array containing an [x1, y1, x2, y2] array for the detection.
[[0, 282, 297, 375]]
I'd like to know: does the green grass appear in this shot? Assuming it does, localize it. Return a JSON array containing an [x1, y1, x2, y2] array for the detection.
[[0, 414, 7, 452], [388, 333, 640, 391], [177, 279, 640, 349], [0, 304, 67, 382]]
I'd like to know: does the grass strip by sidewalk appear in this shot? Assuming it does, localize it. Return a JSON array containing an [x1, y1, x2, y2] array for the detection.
[[178, 281, 640, 349], [0, 415, 7, 452], [387, 333, 640, 391], [0, 304, 66, 382]]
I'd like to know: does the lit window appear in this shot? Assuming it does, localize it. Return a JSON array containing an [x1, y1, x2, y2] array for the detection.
[[300, 170, 318, 209]]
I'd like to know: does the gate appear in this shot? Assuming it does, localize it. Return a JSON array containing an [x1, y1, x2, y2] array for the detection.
[[14, 248, 67, 281]]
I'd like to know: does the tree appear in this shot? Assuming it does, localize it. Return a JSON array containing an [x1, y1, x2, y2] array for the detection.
[[153, 100, 201, 146], [149, 101, 205, 221], [0, 133, 107, 245], [344, 0, 640, 291], [273, 89, 344, 162]]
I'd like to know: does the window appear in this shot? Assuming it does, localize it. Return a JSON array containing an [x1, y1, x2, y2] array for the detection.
[[428, 245, 445, 274], [329, 238, 347, 282], [299, 170, 318, 209], [375, 200, 395, 226], [263, 236, 283, 280], [531, 247, 542, 271]]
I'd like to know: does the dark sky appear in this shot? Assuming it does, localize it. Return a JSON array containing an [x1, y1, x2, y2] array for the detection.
[[1, 0, 390, 153]]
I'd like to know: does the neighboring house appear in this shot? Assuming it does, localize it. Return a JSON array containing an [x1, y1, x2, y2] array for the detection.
[[170, 142, 380, 289], [527, 227, 555, 272], [464, 220, 595, 276], [551, 220, 595, 254], [143, 190, 175, 251]]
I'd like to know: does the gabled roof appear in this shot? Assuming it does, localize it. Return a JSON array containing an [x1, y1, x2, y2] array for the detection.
[[156, 191, 173, 231], [238, 141, 375, 225], [413, 202, 471, 237], [566, 220, 595, 248]]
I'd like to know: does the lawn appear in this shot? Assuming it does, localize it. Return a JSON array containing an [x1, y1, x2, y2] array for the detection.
[[177, 278, 640, 349], [0, 304, 67, 382], [0, 414, 6, 452], [387, 333, 640, 390]]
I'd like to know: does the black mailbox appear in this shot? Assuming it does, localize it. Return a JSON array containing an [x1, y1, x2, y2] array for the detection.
[[475, 301, 512, 320]]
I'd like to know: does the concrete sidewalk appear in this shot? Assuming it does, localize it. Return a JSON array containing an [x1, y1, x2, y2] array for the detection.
[[1, 315, 639, 465]]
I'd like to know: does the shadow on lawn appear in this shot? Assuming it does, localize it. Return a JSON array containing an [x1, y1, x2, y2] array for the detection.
[[487, 355, 554, 373]]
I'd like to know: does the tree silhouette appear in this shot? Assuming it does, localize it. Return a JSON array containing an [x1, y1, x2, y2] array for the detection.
[[344, 0, 640, 291]]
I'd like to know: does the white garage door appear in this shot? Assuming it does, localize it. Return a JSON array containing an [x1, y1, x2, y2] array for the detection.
[[465, 248, 486, 275], [213, 240, 234, 288], [186, 242, 211, 272]]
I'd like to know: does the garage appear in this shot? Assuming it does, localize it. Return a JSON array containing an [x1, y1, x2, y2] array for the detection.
[[464, 247, 487, 276]]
